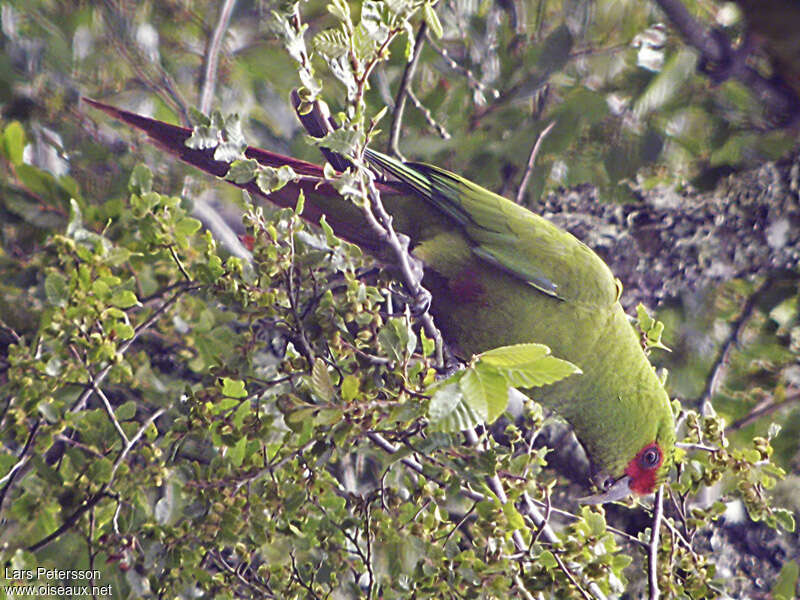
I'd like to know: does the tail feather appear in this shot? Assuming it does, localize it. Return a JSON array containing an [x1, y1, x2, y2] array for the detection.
[[83, 98, 327, 178], [83, 98, 402, 250]]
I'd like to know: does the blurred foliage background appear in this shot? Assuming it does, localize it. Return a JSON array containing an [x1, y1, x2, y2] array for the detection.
[[0, 0, 799, 598]]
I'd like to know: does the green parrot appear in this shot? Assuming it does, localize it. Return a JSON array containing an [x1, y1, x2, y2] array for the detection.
[[84, 98, 676, 502]]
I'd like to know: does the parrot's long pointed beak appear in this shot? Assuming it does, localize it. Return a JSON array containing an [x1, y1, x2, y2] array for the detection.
[[578, 475, 633, 504]]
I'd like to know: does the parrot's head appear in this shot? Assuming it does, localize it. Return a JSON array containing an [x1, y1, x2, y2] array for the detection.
[[580, 410, 675, 504]]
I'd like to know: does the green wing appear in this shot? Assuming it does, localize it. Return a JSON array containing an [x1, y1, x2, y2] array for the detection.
[[365, 149, 619, 307]]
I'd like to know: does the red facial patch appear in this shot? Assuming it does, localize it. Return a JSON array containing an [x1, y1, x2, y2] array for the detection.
[[448, 268, 486, 304], [625, 442, 663, 495]]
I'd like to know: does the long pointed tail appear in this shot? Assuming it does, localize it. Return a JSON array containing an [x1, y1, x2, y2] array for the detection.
[[83, 98, 398, 249]]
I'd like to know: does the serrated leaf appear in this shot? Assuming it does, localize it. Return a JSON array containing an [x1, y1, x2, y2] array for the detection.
[[479, 343, 549, 367], [422, 3, 443, 39], [428, 381, 461, 423], [221, 377, 248, 399], [312, 358, 335, 402], [480, 344, 581, 389], [428, 380, 483, 432], [226, 159, 258, 184], [318, 128, 364, 159], [327, 0, 351, 22], [313, 29, 349, 60], [256, 165, 298, 194], [378, 317, 415, 362], [185, 124, 219, 150], [460, 367, 508, 424]]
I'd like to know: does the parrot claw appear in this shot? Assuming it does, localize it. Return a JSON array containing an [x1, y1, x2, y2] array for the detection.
[[410, 288, 432, 317]]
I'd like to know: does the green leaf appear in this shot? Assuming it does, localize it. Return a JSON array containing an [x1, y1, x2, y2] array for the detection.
[[256, 165, 298, 194], [771, 560, 799, 600], [129, 164, 153, 195], [428, 380, 483, 432], [327, 0, 351, 23], [313, 29, 349, 60], [176, 217, 202, 237], [318, 128, 365, 159], [479, 343, 549, 368], [110, 290, 139, 309], [113, 322, 135, 340], [428, 381, 462, 424], [422, 3, 443, 39], [583, 507, 607, 536], [538, 550, 557, 569], [378, 317, 415, 362], [228, 436, 247, 467], [460, 367, 508, 424], [221, 377, 248, 399], [226, 159, 258, 184], [502, 502, 525, 530], [341, 374, 360, 402], [477, 343, 580, 388], [88, 457, 113, 484], [44, 272, 68, 307], [3, 121, 25, 165], [233, 398, 250, 429], [311, 358, 335, 402], [115, 401, 137, 421], [773, 508, 796, 533]]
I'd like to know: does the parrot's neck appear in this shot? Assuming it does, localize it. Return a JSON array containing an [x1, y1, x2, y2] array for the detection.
[[538, 303, 671, 479]]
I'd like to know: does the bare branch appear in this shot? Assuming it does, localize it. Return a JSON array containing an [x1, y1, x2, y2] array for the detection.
[[648, 485, 665, 600], [516, 120, 556, 204], [388, 22, 427, 157], [199, 0, 237, 114]]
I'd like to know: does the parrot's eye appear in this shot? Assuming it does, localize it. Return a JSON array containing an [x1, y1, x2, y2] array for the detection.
[[601, 477, 614, 491], [639, 445, 661, 470]]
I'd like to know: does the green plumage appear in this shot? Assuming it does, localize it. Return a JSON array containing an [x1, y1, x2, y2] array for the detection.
[[364, 149, 675, 493], [85, 99, 677, 498]]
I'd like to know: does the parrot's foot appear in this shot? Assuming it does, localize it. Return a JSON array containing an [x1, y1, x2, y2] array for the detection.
[[409, 287, 432, 317]]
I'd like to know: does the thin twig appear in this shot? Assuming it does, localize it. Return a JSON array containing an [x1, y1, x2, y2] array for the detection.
[[648, 485, 665, 600], [697, 276, 771, 412], [726, 386, 799, 432], [553, 552, 594, 600], [362, 175, 445, 368], [425, 33, 499, 100], [89, 377, 130, 445], [0, 420, 40, 509], [199, 0, 237, 114], [70, 282, 200, 413], [652, 0, 799, 121], [406, 88, 451, 140], [388, 22, 427, 157], [27, 408, 165, 552], [516, 120, 555, 204], [463, 428, 526, 552]]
